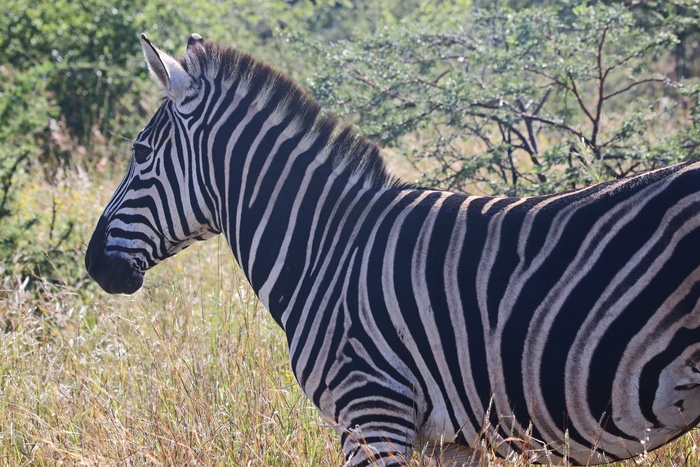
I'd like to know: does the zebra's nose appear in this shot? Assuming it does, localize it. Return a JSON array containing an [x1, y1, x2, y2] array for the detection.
[[85, 216, 144, 294]]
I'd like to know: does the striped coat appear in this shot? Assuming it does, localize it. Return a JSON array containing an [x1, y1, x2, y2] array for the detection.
[[85, 34, 700, 465]]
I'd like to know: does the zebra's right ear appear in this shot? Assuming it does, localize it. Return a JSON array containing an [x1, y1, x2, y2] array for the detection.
[[140, 33, 192, 101]]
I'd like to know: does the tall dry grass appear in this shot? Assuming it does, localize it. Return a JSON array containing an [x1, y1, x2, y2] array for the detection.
[[0, 235, 345, 465]]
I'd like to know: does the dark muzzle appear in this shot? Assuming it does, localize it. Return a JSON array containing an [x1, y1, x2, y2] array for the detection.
[[85, 216, 145, 294]]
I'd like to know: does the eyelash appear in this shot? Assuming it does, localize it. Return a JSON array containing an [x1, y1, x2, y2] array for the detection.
[[133, 143, 152, 163]]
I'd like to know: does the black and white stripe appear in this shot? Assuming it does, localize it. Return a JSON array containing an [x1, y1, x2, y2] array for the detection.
[[86, 34, 700, 465]]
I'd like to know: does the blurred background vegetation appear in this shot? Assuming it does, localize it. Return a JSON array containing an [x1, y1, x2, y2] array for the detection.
[[1, 1, 700, 464], [0, 0, 699, 322]]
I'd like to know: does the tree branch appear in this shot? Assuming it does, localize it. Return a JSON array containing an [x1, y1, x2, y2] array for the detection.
[[604, 77, 675, 101], [591, 26, 609, 148], [567, 72, 596, 125]]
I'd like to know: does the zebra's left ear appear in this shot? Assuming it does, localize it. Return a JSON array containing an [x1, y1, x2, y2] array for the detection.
[[141, 33, 192, 101]]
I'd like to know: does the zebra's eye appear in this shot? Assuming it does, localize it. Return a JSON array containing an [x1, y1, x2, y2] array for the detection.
[[133, 143, 152, 163]]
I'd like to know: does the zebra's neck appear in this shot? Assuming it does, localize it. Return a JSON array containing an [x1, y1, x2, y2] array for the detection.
[[184, 43, 407, 325]]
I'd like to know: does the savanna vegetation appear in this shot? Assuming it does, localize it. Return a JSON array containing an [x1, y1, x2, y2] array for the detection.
[[1, 0, 699, 465]]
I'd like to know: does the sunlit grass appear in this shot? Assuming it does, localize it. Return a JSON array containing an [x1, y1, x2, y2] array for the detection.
[[0, 234, 341, 465]]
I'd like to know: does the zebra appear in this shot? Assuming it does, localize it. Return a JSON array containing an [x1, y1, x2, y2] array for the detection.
[[85, 33, 700, 466]]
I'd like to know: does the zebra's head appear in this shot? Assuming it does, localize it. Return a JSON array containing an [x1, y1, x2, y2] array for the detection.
[[85, 34, 219, 294]]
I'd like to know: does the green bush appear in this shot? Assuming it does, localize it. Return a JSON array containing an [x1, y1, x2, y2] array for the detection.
[[0, 0, 180, 293], [297, 0, 700, 196]]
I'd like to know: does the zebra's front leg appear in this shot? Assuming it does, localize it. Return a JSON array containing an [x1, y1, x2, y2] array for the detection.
[[332, 381, 423, 466], [340, 417, 416, 466], [316, 327, 427, 465]]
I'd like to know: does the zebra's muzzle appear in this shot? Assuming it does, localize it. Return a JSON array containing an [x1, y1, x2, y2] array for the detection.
[[85, 216, 145, 295]]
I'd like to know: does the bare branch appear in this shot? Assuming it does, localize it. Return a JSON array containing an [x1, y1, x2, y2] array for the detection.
[[567, 72, 596, 125], [591, 24, 609, 148], [511, 111, 592, 147], [603, 77, 675, 101], [433, 70, 451, 85], [532, 88, 552, 115], [524, 66, 573, 92], [604, 40, 669, 76]]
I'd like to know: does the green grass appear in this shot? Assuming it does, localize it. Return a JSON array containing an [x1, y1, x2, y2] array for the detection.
[[0, 169, 699, 466]]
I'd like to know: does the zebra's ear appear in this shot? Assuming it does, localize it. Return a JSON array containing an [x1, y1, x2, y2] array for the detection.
[[140, 33, 192, 100]]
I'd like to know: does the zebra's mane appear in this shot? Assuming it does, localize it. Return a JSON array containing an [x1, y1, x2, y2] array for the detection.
[[178, 40, 410, 190]]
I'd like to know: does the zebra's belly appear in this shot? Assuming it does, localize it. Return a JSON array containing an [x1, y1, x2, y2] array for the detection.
[[306, 338, 700, 465], [401, 326, 700, 465], [415, 382, 700, 466], [501, 341, 700, 464]]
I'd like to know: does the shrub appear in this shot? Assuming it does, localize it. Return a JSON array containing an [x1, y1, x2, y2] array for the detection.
[[296, 0, 700, 196]]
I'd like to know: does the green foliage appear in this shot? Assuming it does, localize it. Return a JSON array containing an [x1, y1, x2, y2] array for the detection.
[[0, 0, 254, 290], [1, 0, 143, 291], [0, 165, 100, 302], [1, 0, 188, 158], [0, 0, 430, 291], [0, 65, 57, 267], [298, 0, 700, 196]]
